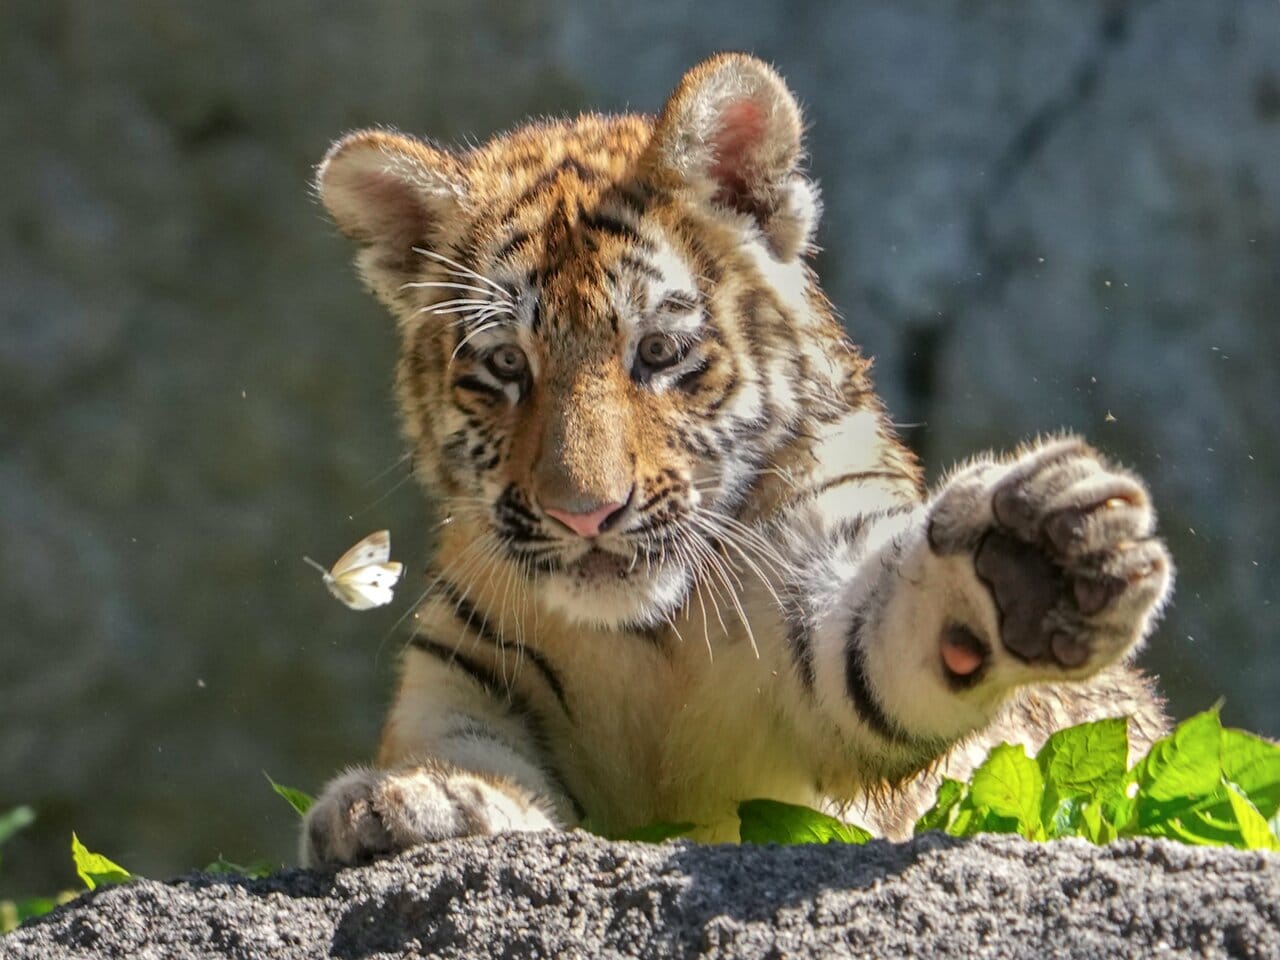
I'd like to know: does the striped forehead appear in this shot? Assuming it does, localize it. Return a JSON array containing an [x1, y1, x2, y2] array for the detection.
[[481, 188, 697, 331], [509, 238, 700, 340]]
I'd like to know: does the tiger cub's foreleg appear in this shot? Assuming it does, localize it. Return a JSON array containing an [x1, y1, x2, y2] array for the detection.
[[300, 654, 569, 868], [800, 437, 1172, 762]]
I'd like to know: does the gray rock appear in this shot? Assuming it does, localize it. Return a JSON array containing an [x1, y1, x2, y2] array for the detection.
[[3, 833, 1278, 959]]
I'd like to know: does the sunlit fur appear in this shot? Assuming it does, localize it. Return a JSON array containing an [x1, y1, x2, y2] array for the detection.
[[301, 55, 1171, 862], [330, 110, 875, 630]]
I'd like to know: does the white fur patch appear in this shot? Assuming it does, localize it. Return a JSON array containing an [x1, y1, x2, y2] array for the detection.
[[741, 239, 810, 314], [539, 561, 690, 629]]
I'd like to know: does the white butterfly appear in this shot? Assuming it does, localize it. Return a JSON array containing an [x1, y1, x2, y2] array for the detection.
[[304, 529, 404, 611]]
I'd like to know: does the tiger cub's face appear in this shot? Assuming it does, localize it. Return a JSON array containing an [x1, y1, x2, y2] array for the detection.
[[319, 55, 856, 628]]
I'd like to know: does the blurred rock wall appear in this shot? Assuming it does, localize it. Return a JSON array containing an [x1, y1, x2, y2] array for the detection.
[[1, 0, 1276, 897]]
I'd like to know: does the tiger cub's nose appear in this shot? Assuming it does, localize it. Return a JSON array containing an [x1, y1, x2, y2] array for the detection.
[[543, 499, 629, 538]]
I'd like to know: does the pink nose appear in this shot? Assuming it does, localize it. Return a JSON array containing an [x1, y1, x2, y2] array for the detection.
[[544, 501, 626, 538]]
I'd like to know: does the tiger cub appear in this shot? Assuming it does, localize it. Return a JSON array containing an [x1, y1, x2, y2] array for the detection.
[[301, 53, 1171, 866]]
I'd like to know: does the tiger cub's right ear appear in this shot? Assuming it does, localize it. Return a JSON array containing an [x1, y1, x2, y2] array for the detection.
[[316, 130, 468, 309], [646, 53, 820, 261]]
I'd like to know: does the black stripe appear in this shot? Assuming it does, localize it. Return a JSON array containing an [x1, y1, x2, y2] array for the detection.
[[496, 484, 541, 524], [786, 611, 815, 692], [629, 623, 668, 650], [492, 229, 531, 262], [438, 581, 573, 719], [500, 157, 604, 221], [579, 207, 644, 244], [602, 182, 651, 216], [521, 158, 602, 200], [615, 252, 663, 281], [844, 615, 910, 744], [635, 487, 670, 513], [411, 636, 510, 702], [451, 375, 504, 399], [414, 640, 587, 822], [832, 516, 869, 547], [672, 358, 710, 390], [705, 370, 738, 414]]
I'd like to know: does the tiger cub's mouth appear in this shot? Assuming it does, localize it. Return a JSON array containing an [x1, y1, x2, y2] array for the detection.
[[537, 538, 692, 629], [567, 547, 635, 581]]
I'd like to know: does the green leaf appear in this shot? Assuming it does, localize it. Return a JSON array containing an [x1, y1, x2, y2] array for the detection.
[[1223, 785, 1280, 850], [1042, 796, 1087, 840], [0, 806, 35, 850], [933, 787, 1016, 838], [203, 856, 277, 878], [943, 797, 982, 837], [1219, 727, 1280, 819], [914, 778, 966, 834], [1133, 709, 1223, 806], [969, 744, 1045, 839], [1132, 725, 1280, 849], [70, 833, 132, 891], [738, 799, 872, 845], [264, 773, 314, 817], [1037, 717, 1129, 799], [1139, 782, 1263, 849], [1035, 718, 1129, 839], [1079, 800, 1109, 843], [613, 822, 697, 843]]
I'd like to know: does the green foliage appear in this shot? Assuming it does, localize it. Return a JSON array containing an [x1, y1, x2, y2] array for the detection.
[[611, 708, 1280, 851], [0, 808, 58, 935], [912, 708, 1280, 850], [264, 773, 315, 818], [739, 799, 872, 845], [612, 822, 697, 843], [579, 812, 696, 842], [1, 776, 302, 934], [203, 856, 278, 878], [70, 834, 132, 891]]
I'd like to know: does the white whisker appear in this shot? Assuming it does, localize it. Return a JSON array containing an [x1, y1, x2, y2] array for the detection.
[[413, 247, 511, 297], [403, 280, 510, 300]]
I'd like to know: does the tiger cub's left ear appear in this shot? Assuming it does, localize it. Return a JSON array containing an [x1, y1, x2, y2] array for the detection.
[[646, 53, 821, 261]]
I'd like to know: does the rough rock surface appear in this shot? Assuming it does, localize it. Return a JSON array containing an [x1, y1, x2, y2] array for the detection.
[[3, 833, 1278, 959]]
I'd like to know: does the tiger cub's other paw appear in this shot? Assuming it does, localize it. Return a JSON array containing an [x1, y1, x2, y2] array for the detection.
[[300, 763, 554, 869], [928, 438, 1172, 681]]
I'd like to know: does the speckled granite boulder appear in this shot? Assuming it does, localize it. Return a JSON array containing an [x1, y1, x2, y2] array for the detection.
[[3, 833, 1278, 959]]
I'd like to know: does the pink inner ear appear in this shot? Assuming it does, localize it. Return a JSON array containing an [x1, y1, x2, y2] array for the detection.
[[709, 98, 768, 206], [346, 171, 430, 245]]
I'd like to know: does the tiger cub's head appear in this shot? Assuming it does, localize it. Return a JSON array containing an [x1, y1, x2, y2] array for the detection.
[[318, 54, 868, 628]]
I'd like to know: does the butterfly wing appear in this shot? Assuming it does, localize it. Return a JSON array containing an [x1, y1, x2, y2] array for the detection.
[[329, 561, 404, 610], [329, 530, 392, 578]]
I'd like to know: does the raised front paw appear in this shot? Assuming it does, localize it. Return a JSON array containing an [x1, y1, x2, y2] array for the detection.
[[300, 763, 554, 869], [927, 438, 1172, 681]]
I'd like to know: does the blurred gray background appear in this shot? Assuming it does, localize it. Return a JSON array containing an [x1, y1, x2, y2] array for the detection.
[[2, 0, 1276, 897]]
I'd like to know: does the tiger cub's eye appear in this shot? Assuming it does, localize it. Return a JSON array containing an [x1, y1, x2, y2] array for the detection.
[[636, 332, 685, 370], [485, 344, 528, 381]]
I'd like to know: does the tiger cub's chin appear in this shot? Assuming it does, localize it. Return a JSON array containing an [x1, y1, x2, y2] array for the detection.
[[539, 556, 691, 630]]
